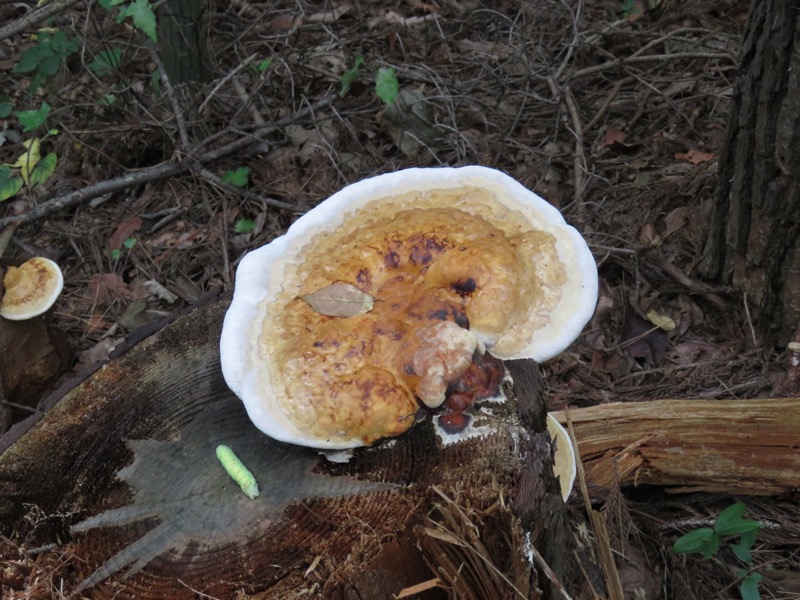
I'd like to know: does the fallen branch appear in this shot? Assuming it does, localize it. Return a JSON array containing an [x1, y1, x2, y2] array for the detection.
[[0, 0, 83, 43], [554, 398, 800, 495], [0, 93, 338, 231]]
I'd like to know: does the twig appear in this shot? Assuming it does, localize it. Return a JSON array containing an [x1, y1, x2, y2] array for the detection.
[[232, 76, 267, 126], [646, 249, 728, 310], [0, 0, 83, 42], [191, 160, 294, 210], [547, 77, 586, 206], [583, 76, 634, 133], [528, 543, 575, 600], [743, 293, 758, 347], [0, 93, 338, 230], [197, 53, 259, 115], [148, 46, 190, 150], [570, 52, 732, 80], [555, 0, 584, 81]]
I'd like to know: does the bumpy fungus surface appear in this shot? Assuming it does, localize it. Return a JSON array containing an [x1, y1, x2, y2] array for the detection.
[[222, 167, 597, 449], [256, 191, 565, 445]]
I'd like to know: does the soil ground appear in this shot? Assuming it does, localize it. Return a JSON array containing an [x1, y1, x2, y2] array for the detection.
[[1, 0, 799, 598]]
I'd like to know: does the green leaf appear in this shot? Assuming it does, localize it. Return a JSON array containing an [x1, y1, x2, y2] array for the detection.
[[222, 167, 251, 187], [14, 102, 51, 132], [251, 58, 272, 73], [738, 527, 758, 549], [13, 47, 44, 73], [375, 67, 399, 106], [48, 30, 77, 58], [89, 48, 122, 77], [12, 138, 42, 184], [123, 237, 137, 249], [730, 541, 753, 564], [715, 503, 747, 531], [29, 152, 57, 186], [111, 248, 122, 260], [0, 101, 12, 119], [119, 0, 158, 43], [233, 219, 257, 234], [37, 55, 61, 77], [716, 519, 761, 537], [99, 94, 118, 106], [0, 166, 24, 202], [702, 531, 721, 559], [672, 527, 714, 555], [739, 572, 762, 600], [340, 55, 364, 95]]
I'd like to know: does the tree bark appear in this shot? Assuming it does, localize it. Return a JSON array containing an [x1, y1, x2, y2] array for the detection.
[[157, 0, 211, 84], [700, 0, 800, 344]]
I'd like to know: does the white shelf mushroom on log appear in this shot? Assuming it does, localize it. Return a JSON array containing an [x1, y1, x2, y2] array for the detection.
[[220, 166, 597, 486], [0, 257, 63, 320]]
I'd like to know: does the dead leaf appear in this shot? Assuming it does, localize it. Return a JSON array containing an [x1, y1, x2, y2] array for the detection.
[[646, 309, 676, 332], [591, 349, 634, 380], [621, 310, 669, 367], [674, 149, 716, 164], [626, 0, 646, 22], [664, 206, 691, 235], [143, 280, 178, 304], [87, 273, 134, 305], [74, 337, 123, 371], [379, 88, 444, 159], [108, 216, 143, 251], [603, 127, 626, 147], [118, 299, 170, 330], [300, 282, 374, 317]]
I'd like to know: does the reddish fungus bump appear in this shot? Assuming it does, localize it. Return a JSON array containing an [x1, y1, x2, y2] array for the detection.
[[438, 412, 471, 434]]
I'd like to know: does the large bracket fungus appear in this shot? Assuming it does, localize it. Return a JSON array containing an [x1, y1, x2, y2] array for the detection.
[[221, 166, 597, 450]]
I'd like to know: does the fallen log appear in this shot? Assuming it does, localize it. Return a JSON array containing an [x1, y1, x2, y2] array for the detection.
[[553, 398, 800, 495]]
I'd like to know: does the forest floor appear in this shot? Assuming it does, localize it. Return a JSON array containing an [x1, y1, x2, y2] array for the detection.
[[1, 0, 799, 598]]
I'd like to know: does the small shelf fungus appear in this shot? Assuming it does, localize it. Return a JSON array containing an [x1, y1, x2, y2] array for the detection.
[[0, 257, 63, 320], [220, 166, 597, 450]]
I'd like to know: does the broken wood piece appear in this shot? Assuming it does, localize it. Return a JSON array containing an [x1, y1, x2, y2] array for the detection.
[[553, 398, 800, 495]]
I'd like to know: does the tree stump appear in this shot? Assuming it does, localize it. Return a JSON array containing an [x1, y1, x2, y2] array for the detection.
[[0, 296, 568, 599]]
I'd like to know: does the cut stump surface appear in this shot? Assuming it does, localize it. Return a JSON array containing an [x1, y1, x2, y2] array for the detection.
[[0, 296, 565, 599]]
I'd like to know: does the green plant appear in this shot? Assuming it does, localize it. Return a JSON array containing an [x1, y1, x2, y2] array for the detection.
[[222, 167, 251, 187], [111, 236, 137, 260], [88, 48, 123, 77], [340, 55, 364, 96], [99, 0, 157, 43], [673, 503, 762, 600], [1, 103, 59, 202], [375, 67, 399, 106], [250, 58, 272, 74], [13, 29, 78, 92], [233, 219, 257, 234]]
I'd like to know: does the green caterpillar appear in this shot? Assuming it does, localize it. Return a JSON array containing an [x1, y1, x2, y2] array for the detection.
[[215, 444, 259, 499]]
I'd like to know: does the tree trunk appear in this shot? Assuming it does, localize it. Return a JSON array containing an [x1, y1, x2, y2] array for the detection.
[[700, 0, 800, 344], [157, 0, 211, 84]]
